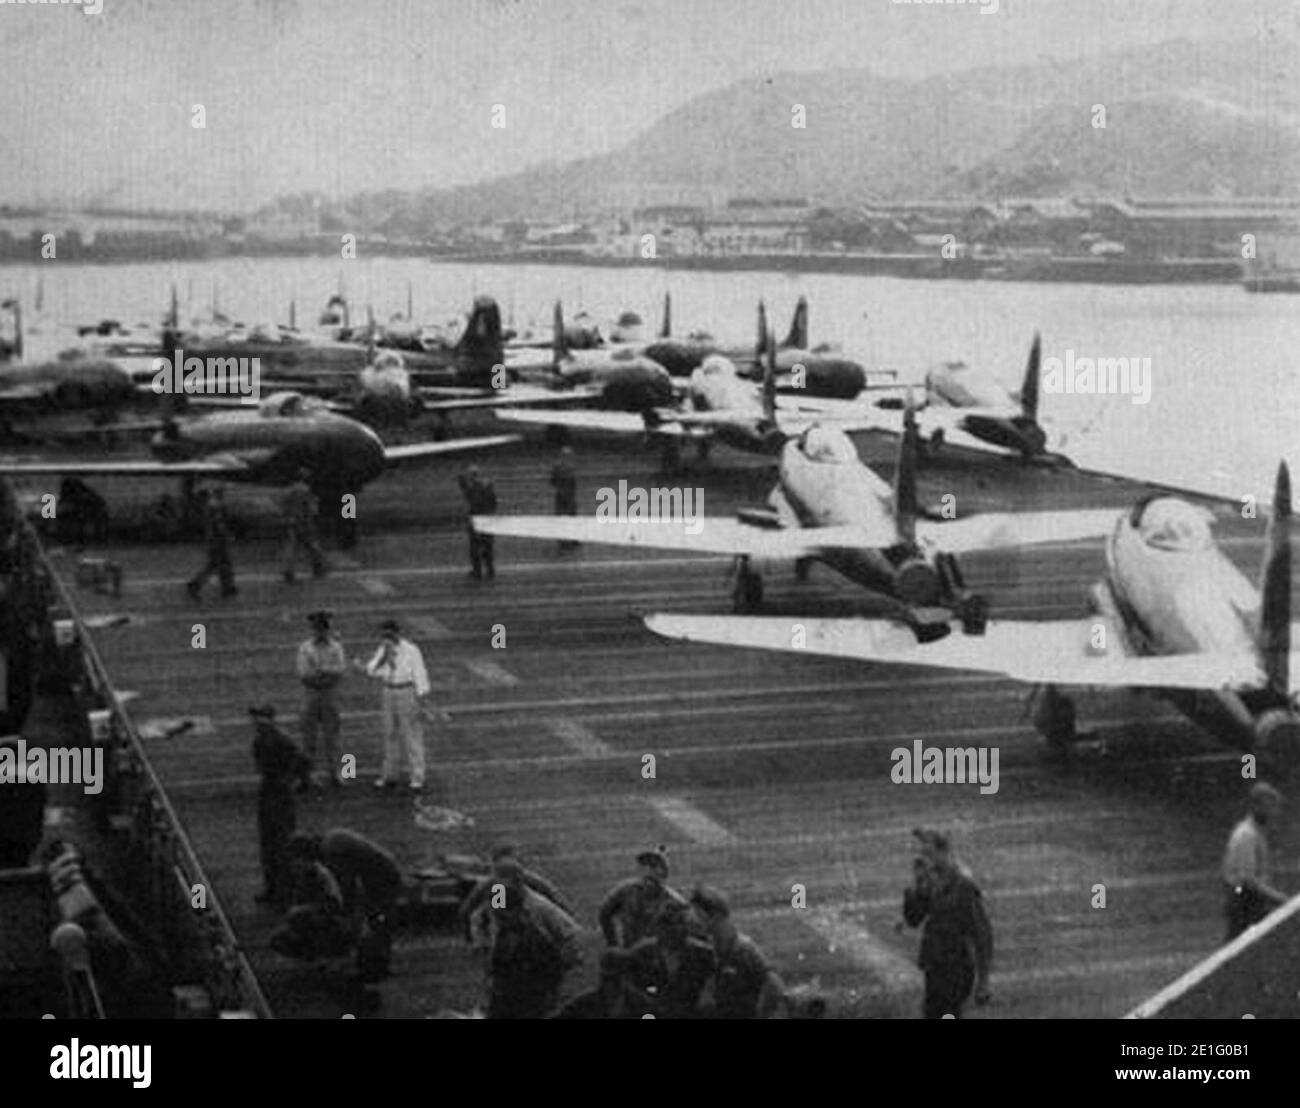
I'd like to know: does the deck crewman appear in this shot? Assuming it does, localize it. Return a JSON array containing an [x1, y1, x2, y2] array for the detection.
[[359, 619, 430, 792], [250, 704, 311, 909], [296, 610, 347, 791], [550, 446, 579, 551], [458, 465, 498, 579], [1223, 782, 1287, 942], [282, 468, 326, 584], [186, 486, 237, 600]]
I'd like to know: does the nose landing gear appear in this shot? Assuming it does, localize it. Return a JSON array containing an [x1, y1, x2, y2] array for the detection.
[[731, 557, 764, 613]]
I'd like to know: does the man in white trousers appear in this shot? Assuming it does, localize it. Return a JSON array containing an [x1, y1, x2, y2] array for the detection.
[[360, 619, 431, 792]]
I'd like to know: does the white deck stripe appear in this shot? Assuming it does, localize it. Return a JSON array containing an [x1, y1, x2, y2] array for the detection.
[[547, 718, 614, 758], [462, 658, 519, 687], [407, 615, 454, 641], [647, 796, 737, 846]]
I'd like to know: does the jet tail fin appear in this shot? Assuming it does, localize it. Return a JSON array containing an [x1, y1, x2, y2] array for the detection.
[[551, 300, 568, 369], [1258, 461, 1291, 697], [288, 299, 296, 330], [755, 300, 768, 358], [456, 296, 505, 376], [407, 281, 414, 322], [1021, 332, 1042, 421], [785, 296, 808, 350], [660, 292, 671, 339], [762, 325, 777, 423], [894, 389, 921, 542]]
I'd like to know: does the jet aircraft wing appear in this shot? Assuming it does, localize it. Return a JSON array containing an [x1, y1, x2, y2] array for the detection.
[[914, 510, 1121, 553], [644, 614, 1268, 692], [383, 434, 521, 463], [494, 409, 660, 434], [0, 456, 249, 477], [420, 386, 601, 412], [474, 515, 901, 558]]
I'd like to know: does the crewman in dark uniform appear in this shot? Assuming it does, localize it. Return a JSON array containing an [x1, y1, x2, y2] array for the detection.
[[483, 865, 583, 1019], [605, 897, 716, 1018], [458, 465, 498, 579], [250, 705, 310, 909], [186, 486, 237, 600], [902, 828, 993, 1019], [282, 469, 326, 584], [0, 735, 46, 867], [288, 827, 405, 980], [690, 885, 787, 1018], [550, 446, 579, 551], [597, 845, 689, 949]]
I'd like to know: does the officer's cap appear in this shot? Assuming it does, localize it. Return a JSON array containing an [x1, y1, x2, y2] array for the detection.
[[379, 618, 401, 636]]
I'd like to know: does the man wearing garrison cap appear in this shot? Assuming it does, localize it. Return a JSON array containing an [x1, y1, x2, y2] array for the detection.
[[296, 610, 346, 791]]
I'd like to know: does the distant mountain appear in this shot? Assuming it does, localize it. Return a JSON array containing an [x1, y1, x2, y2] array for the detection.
[[277, 37, 1300, 228]]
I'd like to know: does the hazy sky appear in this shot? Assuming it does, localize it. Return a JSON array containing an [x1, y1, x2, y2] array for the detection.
[[1, 0, 1294, 212]]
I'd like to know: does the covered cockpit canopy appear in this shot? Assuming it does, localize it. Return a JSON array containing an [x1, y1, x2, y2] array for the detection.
[[259, 391, 326, 419], [799, 424, 858, 465], [1131, 497, 1214, 552], [926, 361, 1007, 410], [698, 354, 736, 378]]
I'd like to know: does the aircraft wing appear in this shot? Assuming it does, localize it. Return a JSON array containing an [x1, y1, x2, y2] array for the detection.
[[0, 456, 248, 477], [0, 384, 50, 402], [420, 385, 600, 412], [916, 510, 1119, 553], [473, 515, 896, 557], [383, 434, 520, 463], [494, 408, 654, 434], [644, 614, 1267, 691]]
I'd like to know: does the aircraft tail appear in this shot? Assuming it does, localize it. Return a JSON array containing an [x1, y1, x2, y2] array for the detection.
[[407, 281, 414, 322], [1258, 461, 1291, 697], [660, 292, 672, 339], [365, 304, 377, 362], [288, 299, 296, 330], [1, 298, 23, 362], [455, 295, 505, 375], [168, 285, 179, 331], [755, 300, 769, 357], [1020, 332, 1042, 421], [785, 296, 808, 350], [893, 389, 921, 543], [762, 325, 777, 423], [551, 300, 568, 369]]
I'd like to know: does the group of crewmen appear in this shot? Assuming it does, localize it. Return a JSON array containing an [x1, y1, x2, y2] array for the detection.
[[186, 468, 325, 600], [185, 447, 577, 595], [459, 843, 790, 1019]]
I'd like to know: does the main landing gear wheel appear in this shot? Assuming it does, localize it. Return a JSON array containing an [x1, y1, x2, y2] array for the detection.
[[732, 560, 764, 613], [1031, 684, 1077, 759]]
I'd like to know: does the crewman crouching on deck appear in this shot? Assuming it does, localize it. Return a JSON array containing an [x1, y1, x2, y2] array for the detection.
[[475, 857, 583, 1018], [690, 885, 787, 1018], [285, 827, 405, 982]]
